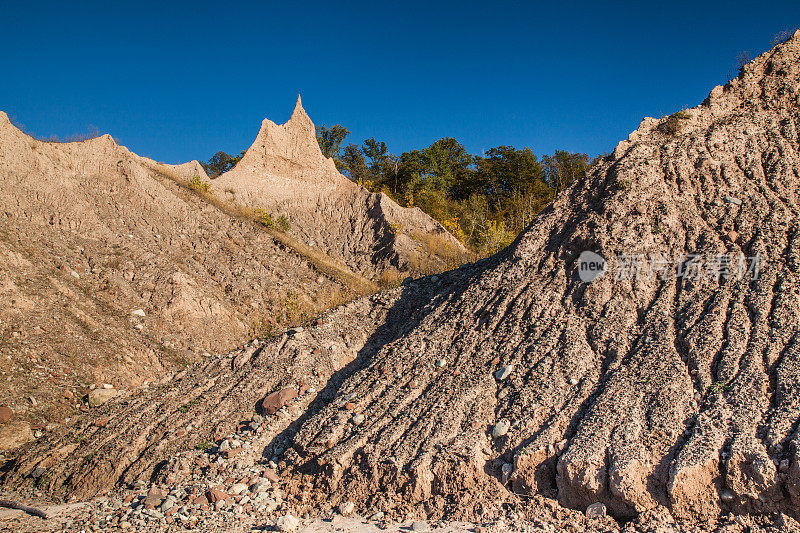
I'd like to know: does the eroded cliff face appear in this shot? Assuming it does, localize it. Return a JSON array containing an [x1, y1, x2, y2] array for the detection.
[[284, 30, 800, 521], [212, 97, 466, 278], [0, 111, 349, 438], [5, 30, 800, 533]]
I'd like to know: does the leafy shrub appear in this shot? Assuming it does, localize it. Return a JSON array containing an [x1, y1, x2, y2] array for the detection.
[[277, 215, 291, 232], [189, 176, 212, 193], [254, 209, 275, 228], [660, 110, 691, 135]]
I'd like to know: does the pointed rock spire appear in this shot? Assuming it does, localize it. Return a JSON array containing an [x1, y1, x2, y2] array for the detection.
[[289, 94, 309, 123]]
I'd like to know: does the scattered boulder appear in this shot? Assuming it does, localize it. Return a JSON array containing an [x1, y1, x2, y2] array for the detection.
[[87, 388, 117, 407], [0, 421, 34, 451], [492, 419, 511, 438], [585, 502, 607, 519], [275, 513, 299, 532], [338, 501, 355, 516], [261, 387, 298, 415]]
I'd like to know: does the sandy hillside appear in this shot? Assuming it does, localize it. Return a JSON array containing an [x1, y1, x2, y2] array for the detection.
[[212, 97, 467, 278], [5, 28, 800, 533], [0, 111, 371, 451]]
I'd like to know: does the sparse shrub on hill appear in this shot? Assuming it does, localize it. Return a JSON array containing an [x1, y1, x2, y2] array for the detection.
[[188, 176, 212, 193], [254, 208, 275, 228], [660, 110, 692, 135], [276, 214, 291, 232]]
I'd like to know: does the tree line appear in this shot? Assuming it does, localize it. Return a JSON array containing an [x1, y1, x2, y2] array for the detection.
[[316, 124, 593, 255]]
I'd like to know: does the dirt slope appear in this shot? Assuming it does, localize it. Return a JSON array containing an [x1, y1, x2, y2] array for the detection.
[[0, 112, 355, 442], [212, 97, 466, 278], [4, 30, 800, 532]]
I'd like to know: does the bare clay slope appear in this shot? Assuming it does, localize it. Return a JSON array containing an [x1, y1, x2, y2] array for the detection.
[[285, 30, 800, 521], [0, 114, 350, 439], [4, 31, 800, 531], [212, 97, 466, 277]]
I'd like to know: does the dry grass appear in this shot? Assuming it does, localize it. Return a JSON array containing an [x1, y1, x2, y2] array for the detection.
[[9, 116, 106, 143], [410, 231, 474, 276], [266, 230, 376, 295], [378, 267, 406, 289]]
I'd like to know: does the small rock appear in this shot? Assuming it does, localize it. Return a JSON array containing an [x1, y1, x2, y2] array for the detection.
[[585, 502, 606, 519], [568, 377, 579, 386], [230, 483, 248, 495], [351, 414, 365, 425], [495, 365, 514, 381], [261, 388, 298, 415], [218, 440, 231, 452], [501, 462, 513, 484], [338, 501, 355, 516], [724, 195, 742, 206], [435, 358, 447, 368], [287, 327, 304, 335], [720, 489, 735, 502], [263, 467, 280, 483], [412, 521, 429, 531], [206, 487, 229, 503], [369, 511, 385, 521], [251, 481, 271, 493], [131, 309, 146, 317], [28, 396, 37, 407], [275, 514, 299, 532], [88, 388, 117, 407], [492, 418, 511, 438]]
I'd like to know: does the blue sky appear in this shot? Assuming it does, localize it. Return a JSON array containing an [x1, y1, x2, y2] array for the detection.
[[1, 1, 798, 164]]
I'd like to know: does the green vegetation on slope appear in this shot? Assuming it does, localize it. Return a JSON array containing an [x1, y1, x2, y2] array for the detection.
[[316, 124, 595, 256]]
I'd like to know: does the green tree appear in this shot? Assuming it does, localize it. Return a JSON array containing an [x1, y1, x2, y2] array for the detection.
[[315, 124, 350, 170], [542, 150, 590, 193], [362, 138, 391, 184], [341, 144, 370, 186], [202, 150, 246, 178]]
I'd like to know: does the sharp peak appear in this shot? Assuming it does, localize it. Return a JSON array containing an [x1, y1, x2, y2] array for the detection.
[[288, 94, 310, 124]]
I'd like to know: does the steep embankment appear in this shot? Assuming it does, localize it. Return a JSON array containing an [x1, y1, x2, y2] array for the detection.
[[0, 113, 353, 446], [5, 30, 800, 532], [212, 97, 466, 278], [284, 31, 800, 522]]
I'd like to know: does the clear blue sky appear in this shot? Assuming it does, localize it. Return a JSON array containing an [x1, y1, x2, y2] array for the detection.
[[2, 1, 798, 164]]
